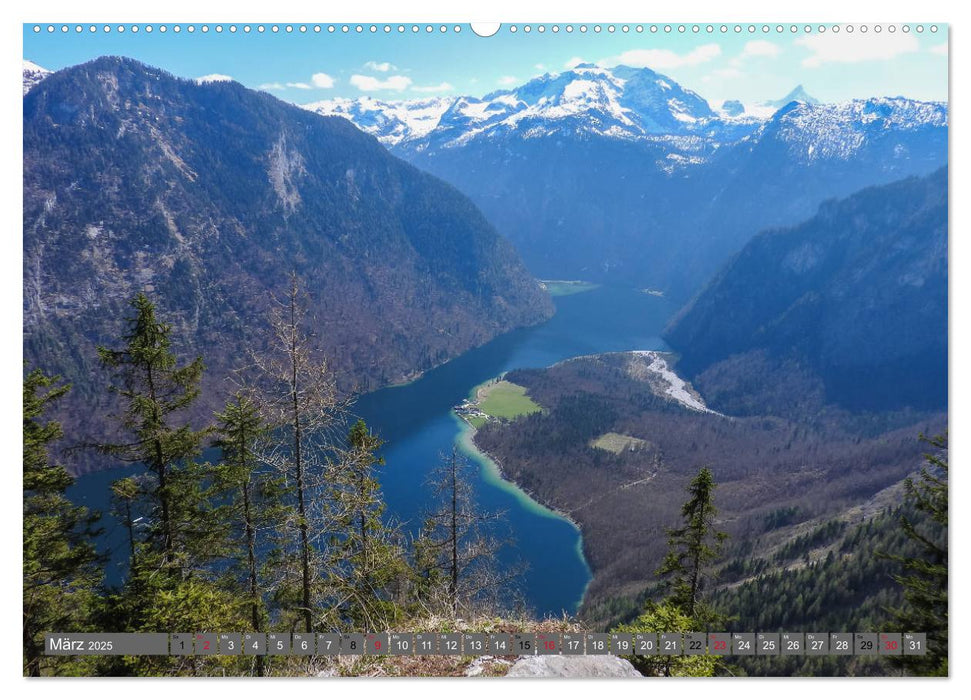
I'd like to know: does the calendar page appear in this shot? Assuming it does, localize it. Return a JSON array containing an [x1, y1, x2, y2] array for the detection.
[[21, 9, 949, 683]]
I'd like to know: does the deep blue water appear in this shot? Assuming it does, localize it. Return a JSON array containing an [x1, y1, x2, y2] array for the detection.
[[69, 286, 675, 617]]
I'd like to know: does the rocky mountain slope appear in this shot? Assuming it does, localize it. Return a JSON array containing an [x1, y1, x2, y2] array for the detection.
[[665, 168, 947, 414], [23, 57, 552, 470]]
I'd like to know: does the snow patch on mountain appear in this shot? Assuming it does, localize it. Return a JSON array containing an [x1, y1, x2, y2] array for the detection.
[[629, 351, 715, 413], [23, 60, 52, 96], [717, 86, 820, 119], [304, 96, 456, 146]]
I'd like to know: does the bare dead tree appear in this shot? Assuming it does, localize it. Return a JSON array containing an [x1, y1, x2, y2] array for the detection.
[[243, 273, 353, 632], [414, 447, 524, 617]]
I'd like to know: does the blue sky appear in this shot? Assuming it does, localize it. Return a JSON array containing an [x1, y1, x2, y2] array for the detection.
[[23, 23, 948, 106]]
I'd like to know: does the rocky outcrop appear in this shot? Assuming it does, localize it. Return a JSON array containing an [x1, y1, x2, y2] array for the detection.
[[505, 655, 641, 678]]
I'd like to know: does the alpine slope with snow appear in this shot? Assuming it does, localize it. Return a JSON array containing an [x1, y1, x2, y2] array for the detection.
[[23, 60, 51, 96]]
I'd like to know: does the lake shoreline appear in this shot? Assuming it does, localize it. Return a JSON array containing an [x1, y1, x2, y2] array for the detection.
[[453, 412, 594, 615]]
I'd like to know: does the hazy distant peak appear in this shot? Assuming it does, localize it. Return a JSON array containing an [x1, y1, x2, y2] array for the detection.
[[769, 84, 821, 108]]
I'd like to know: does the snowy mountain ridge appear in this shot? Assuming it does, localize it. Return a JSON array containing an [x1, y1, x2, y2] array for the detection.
[[304, 64, 946, 157], [306, 64, 722, 147], [751, 97, 949, 162]]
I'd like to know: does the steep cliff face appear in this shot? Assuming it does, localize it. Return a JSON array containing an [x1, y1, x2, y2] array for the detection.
[[665, 168, 947, 414], [23, 57, 552, 468]]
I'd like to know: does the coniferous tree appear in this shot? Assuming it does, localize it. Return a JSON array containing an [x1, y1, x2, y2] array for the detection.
[[213, 392, 286, 677], [109, 476, 143, 571], [655, 467, 728, 625], [327, 419, 406, 629], [95, 295, 240, 674], [615, 468, 728, 677], [881, 432, 948, 676], [96, 293, 208, 570], [23, 367, 102, 677]]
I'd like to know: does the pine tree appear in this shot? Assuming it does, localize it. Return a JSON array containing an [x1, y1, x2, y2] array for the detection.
[[213, 392, 289, 676], [655, 467, 728, 625], [881, 432, 948, 676], [326, 419, 406, 629], [23, 367, 102, 677], [109, 476, 143, 571], [96, 293, 208, 569], [95, 294, 240, 675]]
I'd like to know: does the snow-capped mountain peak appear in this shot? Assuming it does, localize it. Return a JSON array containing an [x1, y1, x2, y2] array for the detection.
[[773, 84, 820, 107], [23, 60, 52, 96], [304, 65, 719, 147]]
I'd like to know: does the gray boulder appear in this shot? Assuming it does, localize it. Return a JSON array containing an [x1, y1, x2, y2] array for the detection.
[[505, 655, 642, 678]]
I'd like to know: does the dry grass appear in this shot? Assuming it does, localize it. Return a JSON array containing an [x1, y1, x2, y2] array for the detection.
[[589, 432, 651, 455]]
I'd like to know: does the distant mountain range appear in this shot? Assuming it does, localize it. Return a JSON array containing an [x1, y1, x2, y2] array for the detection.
[[666, 168, 948, 415], [306, 64, 947, 299], [307, 63, 747, 147], [23, 57, 551, 470]]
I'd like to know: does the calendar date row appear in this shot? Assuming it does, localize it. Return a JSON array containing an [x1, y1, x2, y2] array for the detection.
[[46, 631, 926, 657]]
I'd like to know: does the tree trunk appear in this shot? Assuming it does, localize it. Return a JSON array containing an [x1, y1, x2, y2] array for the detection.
[[146, 365, 175, 565], [242, 479, 264, 676], [290, 296, 313, 633]]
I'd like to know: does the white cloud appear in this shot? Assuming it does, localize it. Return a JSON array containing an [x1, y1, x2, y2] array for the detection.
[[741, 40, 782, 59], [728, 40, 782, 68], [364, 61, 397, 72], [312, 72, 336, 89], [604, 44, 722, 70], [258, 80, 315, 91], [711, 67, 743, 79], [350, 74, 413, 91], [796, 32, 919, 67], [412, 82, 455, 93], [196, 73, 233, 84], [564, 56, 586, 69], [930, 43, 948, 56], [497, 75, 518, 86], [535, 63, 547, 71]]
